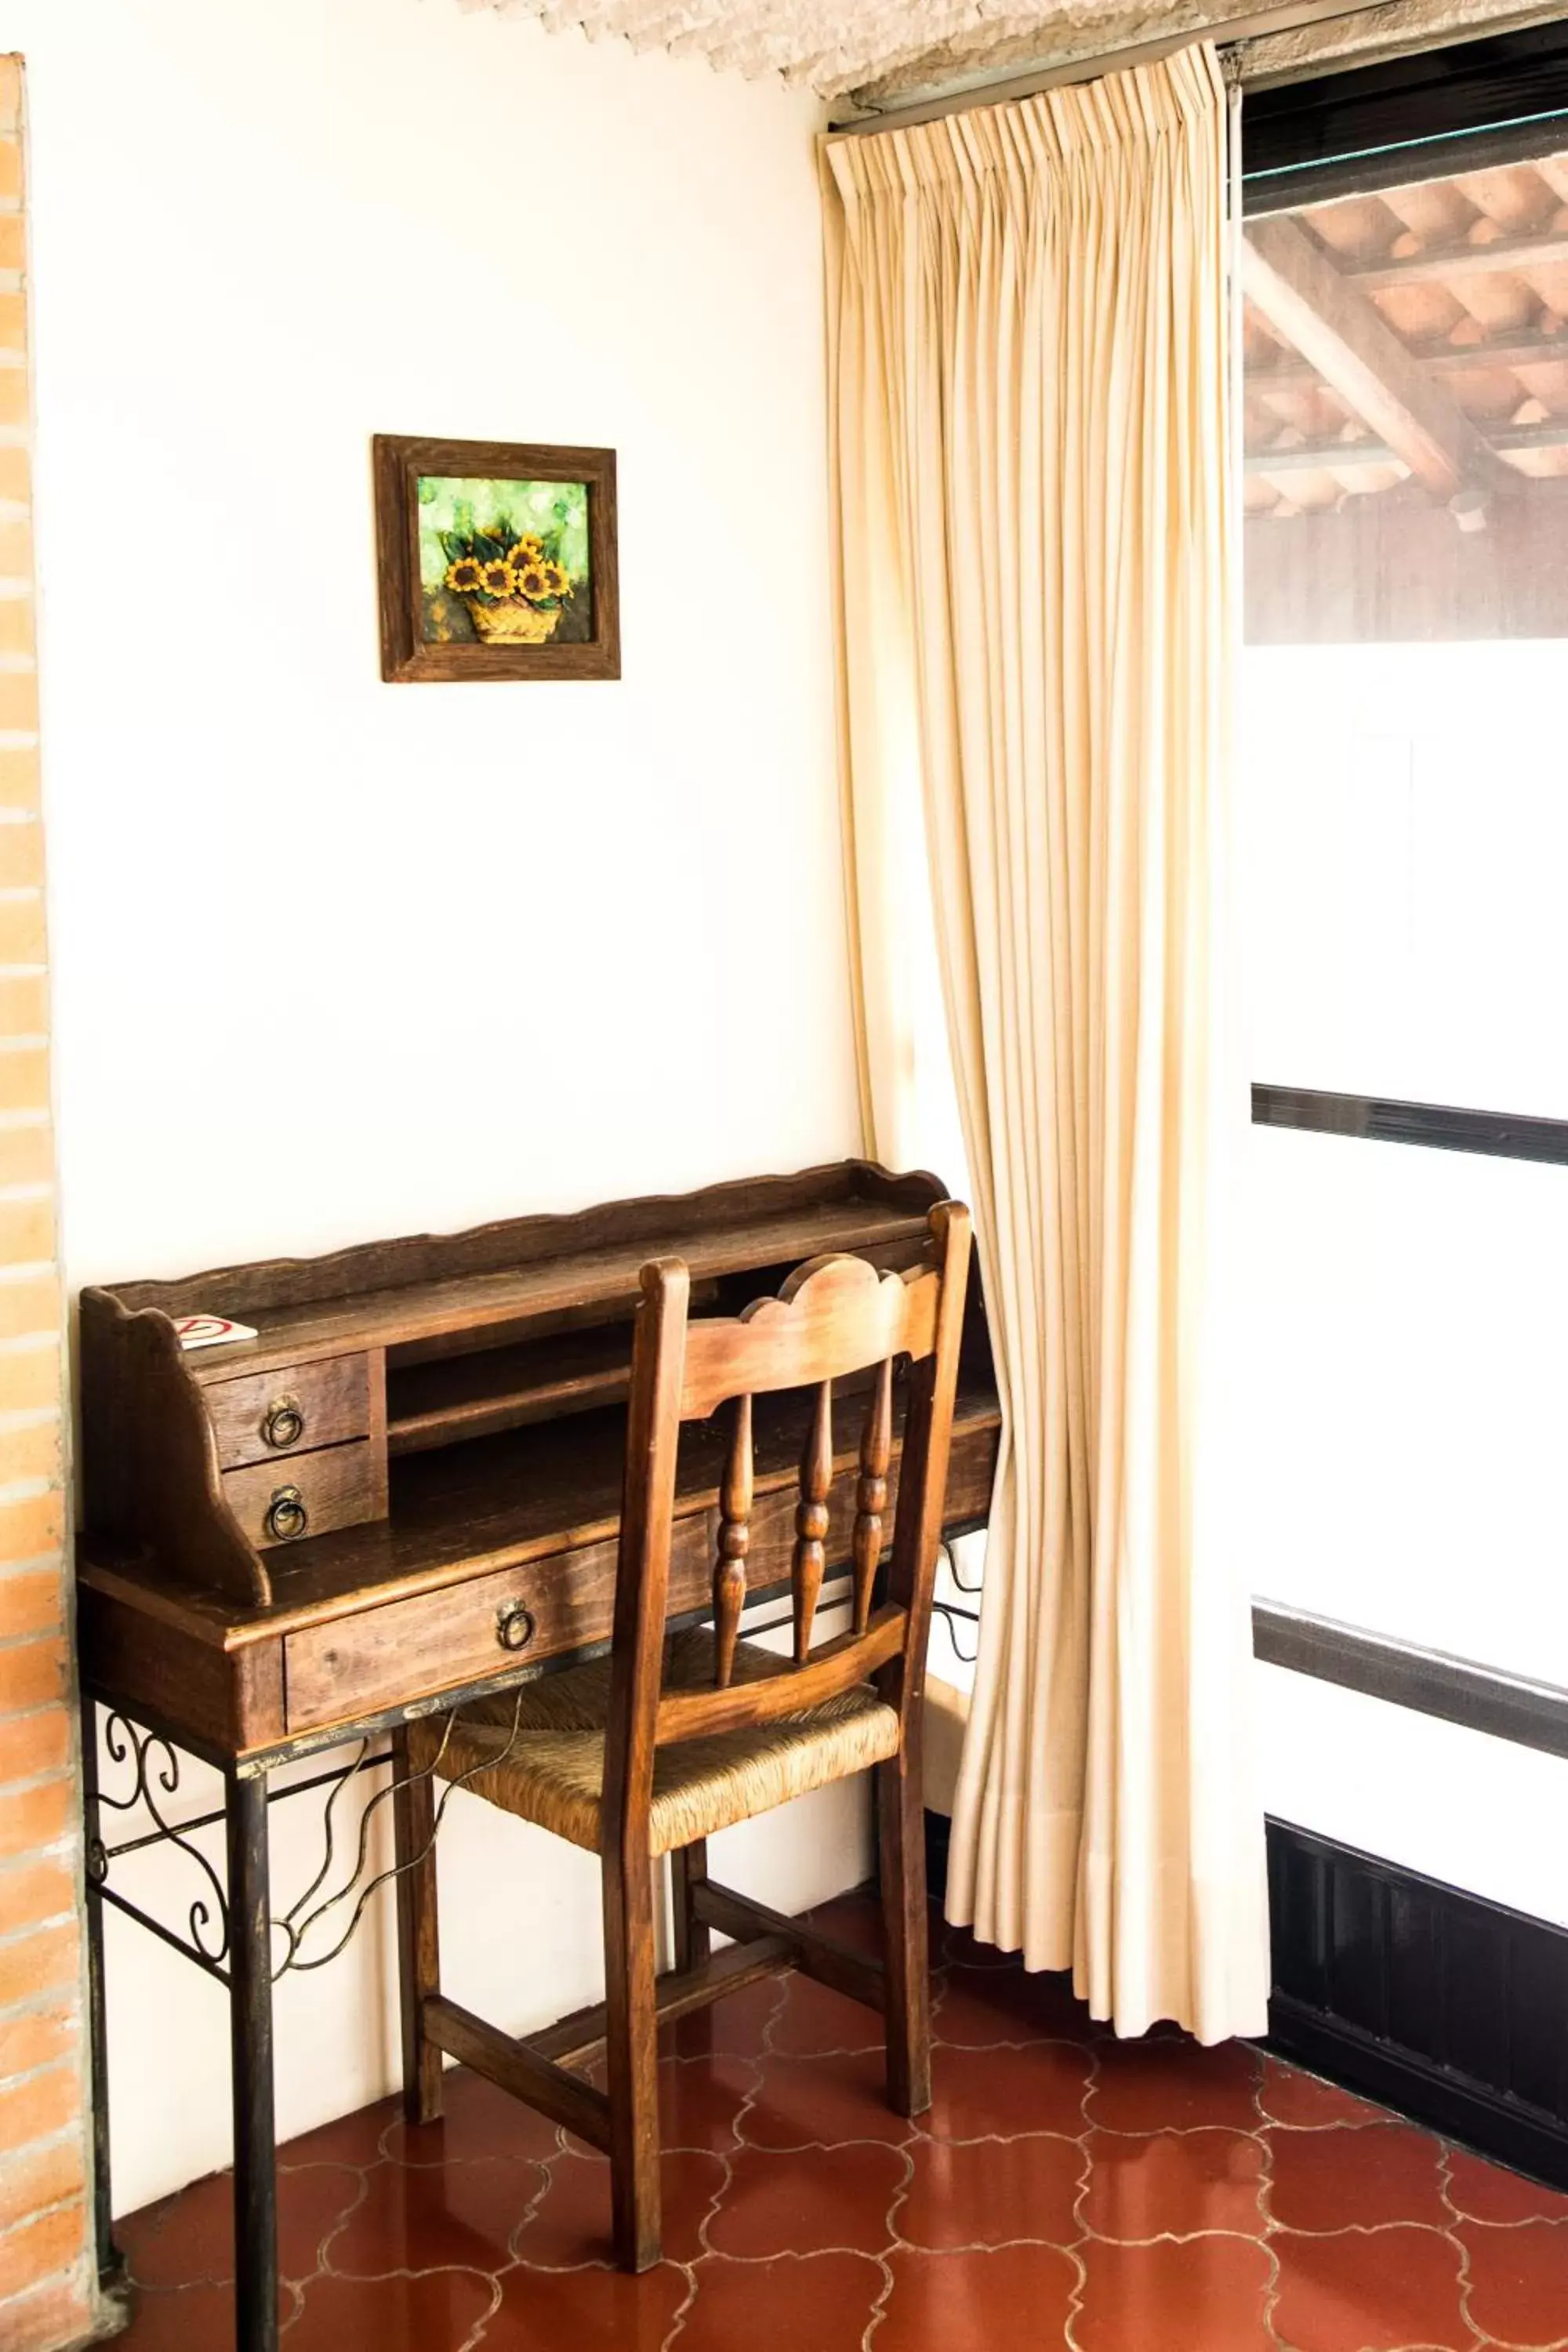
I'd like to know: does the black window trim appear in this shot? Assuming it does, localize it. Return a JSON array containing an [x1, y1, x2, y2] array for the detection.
[[1243, 16, 1568, 212]]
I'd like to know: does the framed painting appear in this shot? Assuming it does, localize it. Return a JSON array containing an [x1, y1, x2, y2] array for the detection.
[[373, 434, 619, 681]]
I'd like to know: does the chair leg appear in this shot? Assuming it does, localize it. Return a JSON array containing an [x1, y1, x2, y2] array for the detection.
[[603, 1847, 662, 2272], [392, 1727, 443, 2126], [877, 1751, 931, 2118], [669, 1838, 713, 2056], [670, 1838, 710, 1974]]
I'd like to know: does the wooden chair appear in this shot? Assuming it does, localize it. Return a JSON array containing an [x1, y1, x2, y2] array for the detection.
[[397, 1200, 972, 2271]]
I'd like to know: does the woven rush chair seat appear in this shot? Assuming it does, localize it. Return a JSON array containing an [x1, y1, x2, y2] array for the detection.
[[409, 1627, 902, 1856]]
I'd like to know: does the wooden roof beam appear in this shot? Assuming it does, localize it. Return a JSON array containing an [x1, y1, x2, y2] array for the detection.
[[1349, 227, 1568, 289], [1242, 215, 1519, 508], [1244, 419, 1568, 473], [1247, 326, 1568, 393]]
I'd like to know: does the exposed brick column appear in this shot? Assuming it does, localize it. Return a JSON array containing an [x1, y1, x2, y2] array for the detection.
[[0, 53, 96, 2352]]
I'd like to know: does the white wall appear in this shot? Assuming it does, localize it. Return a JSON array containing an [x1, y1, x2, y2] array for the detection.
[[8, 0, 868, 2211]]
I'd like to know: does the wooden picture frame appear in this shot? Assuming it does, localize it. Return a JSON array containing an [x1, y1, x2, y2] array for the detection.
[[373, 434, 619, 682]]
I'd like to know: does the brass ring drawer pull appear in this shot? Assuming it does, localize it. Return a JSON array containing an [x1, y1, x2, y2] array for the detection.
[[261, 1396, 306, 1450], [496, 1601, 535, 1653], [264, 1486, 310, 1543]]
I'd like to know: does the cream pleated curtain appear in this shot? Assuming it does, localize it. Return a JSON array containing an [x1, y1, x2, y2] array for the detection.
[[825, 45, 1269, 2042]]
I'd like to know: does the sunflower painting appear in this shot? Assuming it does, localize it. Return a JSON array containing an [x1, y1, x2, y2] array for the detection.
[[418, 477, 592, 648], [374, 437, 619, 681]]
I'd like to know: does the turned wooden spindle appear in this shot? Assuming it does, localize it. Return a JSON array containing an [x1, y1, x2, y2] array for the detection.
[[791, 1379, 833, 1664], [851, 1356, 893, 1635], [713, 1393, 753, 1688]]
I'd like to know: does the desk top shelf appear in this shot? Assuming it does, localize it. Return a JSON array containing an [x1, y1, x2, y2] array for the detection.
[[75, 1161, 998, 1766]]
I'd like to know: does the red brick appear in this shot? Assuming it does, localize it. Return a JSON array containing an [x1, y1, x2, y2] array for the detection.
[[0, 1419, 60, 1487], [0, 661, 36, 724], [0, 1491, 62, 1566], [0, 969, 44, 1033], [0, 1918, 78, 2013], [0, 2266, 93, 2350], [0, 2132, 82, 2230], [0, 895, 44, 968], [0, 2002, 74, 2086], [0, 1043, 45, 1114], [0, 1280, 55, 1348], [0, 1855, 74, 1937], [0, 2197, 85, 2300], [0, 1639, 64, 1718], [0, 1709, 66, 1790], [0, 1124, 50, 1186], [0, 2064, 78, 2160], [0, 1571, 60, 1644], [0, 1779, 71, 1864]]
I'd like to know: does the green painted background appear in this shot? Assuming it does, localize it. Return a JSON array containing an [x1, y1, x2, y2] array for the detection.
[[416, 475, 591, 591]]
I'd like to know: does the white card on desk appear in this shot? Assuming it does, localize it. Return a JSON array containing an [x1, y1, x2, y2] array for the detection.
[[173, 1313, 259, 1350]]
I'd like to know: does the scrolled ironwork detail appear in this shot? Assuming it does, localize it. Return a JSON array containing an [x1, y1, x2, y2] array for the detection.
[[270, 1690, 533, 1980], [86, 1692, 537, 1987], [95, 1713, 231, 1968]]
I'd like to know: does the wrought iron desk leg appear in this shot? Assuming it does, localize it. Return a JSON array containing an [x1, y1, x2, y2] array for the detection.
[[226, 1770, 278, 2352], [81, 1700, 125, 2297]]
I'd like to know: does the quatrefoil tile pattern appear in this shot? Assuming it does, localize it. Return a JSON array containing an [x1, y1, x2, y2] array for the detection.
[[112, 1893, 1568, 2350]]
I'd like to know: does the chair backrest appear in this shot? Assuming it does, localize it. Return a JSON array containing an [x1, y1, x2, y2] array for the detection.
[[601, 1200, 973, 1852]]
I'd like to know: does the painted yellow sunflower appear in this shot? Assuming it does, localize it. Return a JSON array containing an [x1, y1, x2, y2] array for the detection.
[[540, 560, 570, 599], [512, 534, 544, 562], [513, 562, 550, 601], [477, 558, 514, 598], [445, 556, 485, 595]]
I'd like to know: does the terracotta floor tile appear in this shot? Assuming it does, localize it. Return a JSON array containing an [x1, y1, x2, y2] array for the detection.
[[673, 2251, 885, 2352], [1457, 2217, 1568, 2347], [1259, 2059, 1388, 2131], [1086, 2035, 1261, 2135], [1075, 2235, 1275, 2352], [742, 2046, 911, 2150], [514, 2145, 725, 2269], [656, 2049, 760, 2152], [118, 2280, 297, 2348], [118, 2161, 364, 2290], [324, 2154, 546, 2278], [705, 2140, 907, 2259], [1080, 2127, 1267, 2242], [897, 2129, 1083, 2250], [380, 2068, 564, 2169], [802, 1889, 945, 1971], [769, 1971, 887, 2056], [107, 1935, 1568, 2352], [286, 2266, 499, 2350], [279, 2095, 401, 2171], [921, 2038, 1093, 2142], [1446, 2147, 1568, 2227], [480, 2256, 689, 2349], [663, 1973, 783, 2062], [1270, 2224, 1475, 2352], [936, 1960, 1101, 2050], [1266, 2121, 1450, 2234], [876, 2242, 1077, 2350]]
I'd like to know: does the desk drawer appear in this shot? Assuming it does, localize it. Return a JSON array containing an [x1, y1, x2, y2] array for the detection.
[[206, 1354, 372, 1471], [223, 1440, 382, 1550], [281, 1544, 623, 1733]]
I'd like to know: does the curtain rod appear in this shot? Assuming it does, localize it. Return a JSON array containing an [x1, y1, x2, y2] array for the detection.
[[825, 0, 1425, 135]]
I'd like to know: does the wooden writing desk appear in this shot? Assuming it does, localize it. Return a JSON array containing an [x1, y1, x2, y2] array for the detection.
[[75, 1162, 1000, 2352]]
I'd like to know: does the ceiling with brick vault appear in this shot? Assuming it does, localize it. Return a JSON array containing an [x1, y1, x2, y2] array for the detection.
[[457, 0, 1546, 106], [458, 0, 1196, 102]]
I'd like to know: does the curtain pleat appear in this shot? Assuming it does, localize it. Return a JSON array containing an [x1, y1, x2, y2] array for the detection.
[[825, 44, 1269, 2042]]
